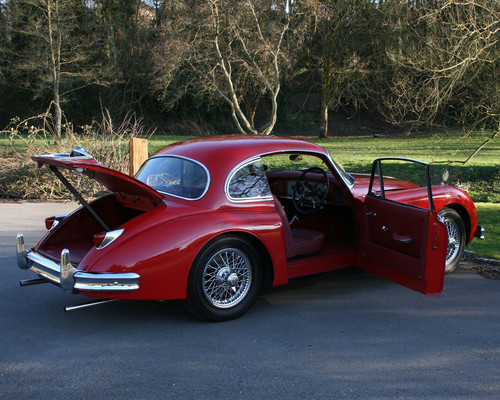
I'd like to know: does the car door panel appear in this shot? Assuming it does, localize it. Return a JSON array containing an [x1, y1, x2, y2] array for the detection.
[[364, 196, 429, 275], [361, 158, 448, 295]]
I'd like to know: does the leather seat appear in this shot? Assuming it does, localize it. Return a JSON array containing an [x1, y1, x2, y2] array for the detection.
[[273, 195, 325, 258]]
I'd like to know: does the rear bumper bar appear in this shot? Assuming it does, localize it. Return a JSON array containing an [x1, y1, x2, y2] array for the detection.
[[16, 233, 139, 293]]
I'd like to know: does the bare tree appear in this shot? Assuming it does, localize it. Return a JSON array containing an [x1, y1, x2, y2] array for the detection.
[[46, 0, 63, 137], [211, 0, 291, 135], [7, 0, 101, 138], [311, 0, 374, 138], [381, 0, 499, 150], [155, 0, 293, 135]]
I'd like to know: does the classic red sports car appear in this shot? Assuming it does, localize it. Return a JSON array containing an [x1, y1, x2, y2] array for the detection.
[[16, 136, 483, 320]]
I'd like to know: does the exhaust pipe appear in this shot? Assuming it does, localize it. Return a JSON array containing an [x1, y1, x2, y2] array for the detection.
[[20, 278, 48, 287], [64, 298, 118, 312]]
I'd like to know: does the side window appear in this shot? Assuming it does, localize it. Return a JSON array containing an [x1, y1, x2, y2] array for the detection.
[[227, 158, 272, 201], [368, 158, 435, 211]]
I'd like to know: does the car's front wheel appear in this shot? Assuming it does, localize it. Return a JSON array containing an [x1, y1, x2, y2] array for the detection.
[[187, 237, 262, 321], [439, 208, 466, 274]]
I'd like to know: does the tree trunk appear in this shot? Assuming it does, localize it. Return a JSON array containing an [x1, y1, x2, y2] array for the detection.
[[53, 89, 62, 138], [319, 101, 329, 138], [47, 0, 62, 139]]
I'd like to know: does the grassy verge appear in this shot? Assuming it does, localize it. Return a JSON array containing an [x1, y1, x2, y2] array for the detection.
[[313, 131, 499, 203], [466, 203, 500, 260]]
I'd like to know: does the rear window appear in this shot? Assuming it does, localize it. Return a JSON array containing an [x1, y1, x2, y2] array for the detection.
[[135, 156, 209, 200]]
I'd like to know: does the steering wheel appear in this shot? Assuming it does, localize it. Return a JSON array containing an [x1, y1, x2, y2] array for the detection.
[[292, 167, 329, 214]]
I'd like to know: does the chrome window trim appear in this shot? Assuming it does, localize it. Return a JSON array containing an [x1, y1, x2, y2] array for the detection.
[[225, 156, 273, 203], [136, 155, 210, 201], [325, 153, 354, 189]]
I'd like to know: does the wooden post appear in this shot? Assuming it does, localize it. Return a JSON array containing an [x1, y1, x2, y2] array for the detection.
[[129, 138, 149, 176]]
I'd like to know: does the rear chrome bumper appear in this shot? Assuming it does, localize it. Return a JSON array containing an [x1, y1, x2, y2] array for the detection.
[[16, 233, 139, 293]]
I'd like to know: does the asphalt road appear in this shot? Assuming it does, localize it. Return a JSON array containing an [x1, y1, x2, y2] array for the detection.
[[1, 202, 499, 400]]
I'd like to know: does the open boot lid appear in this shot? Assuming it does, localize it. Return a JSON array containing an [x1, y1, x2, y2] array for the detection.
[[33, 147, 164, 205]]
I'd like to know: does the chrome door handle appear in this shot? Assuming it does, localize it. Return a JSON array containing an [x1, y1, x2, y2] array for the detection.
[[393, 233, 414, 244]]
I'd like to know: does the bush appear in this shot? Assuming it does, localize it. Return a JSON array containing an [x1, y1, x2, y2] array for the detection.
[[0, 111, 153, 200]]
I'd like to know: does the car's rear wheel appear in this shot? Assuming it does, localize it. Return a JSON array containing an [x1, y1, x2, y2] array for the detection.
[[438, 208, 466, 274], [187, 237, 262, 321]]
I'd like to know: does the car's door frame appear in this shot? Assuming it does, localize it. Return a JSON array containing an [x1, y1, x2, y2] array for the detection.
[[361, 158, 447, 295]]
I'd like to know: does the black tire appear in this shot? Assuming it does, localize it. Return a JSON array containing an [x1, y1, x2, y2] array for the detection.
[[186, 237, 262, 321], [438, 208, 466, 274]]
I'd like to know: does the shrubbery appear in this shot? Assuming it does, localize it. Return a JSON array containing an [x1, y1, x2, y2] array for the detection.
[[0, 111, 152, 200]]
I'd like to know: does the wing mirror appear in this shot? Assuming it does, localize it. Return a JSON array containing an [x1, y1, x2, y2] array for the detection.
[[441, 169, 449, 185]]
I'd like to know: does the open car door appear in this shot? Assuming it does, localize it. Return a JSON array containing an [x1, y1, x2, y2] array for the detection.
[[361, 158, 447, 295]]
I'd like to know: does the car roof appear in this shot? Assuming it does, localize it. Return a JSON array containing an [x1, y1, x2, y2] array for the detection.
[[152, 135, 329, 169]]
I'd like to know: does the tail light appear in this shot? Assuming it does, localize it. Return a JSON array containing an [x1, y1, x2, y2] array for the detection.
[[93, 232, 106, 248], [45, 214, 68, 230], [45, 217, 56, 230], [93, 229, 124, 250]]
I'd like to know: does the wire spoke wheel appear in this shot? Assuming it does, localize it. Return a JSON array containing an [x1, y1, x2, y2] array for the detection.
[[203, 248, 252, 308], [444, 219, 461, 265], [187, 237, 261, 321], [439, 208, 466, 274]]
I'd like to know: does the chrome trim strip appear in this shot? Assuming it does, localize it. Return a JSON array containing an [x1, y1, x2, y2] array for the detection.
[[325, 153, 355, 189], [97, 229, 124, 250], [24, 249, 140, 292]]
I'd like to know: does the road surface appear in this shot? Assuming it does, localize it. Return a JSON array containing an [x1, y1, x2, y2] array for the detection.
[[1, 202, 499, 399]]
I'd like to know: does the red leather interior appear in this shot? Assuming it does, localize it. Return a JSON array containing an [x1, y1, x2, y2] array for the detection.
[[273, 195, 325, 258]]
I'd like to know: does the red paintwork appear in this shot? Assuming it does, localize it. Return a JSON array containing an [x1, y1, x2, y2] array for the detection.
[[31, 135, 480, 302], [361, 195, 446, 294]]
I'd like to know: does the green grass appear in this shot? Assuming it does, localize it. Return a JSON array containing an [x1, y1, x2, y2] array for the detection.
[[314, 131, 499, 203], [466, 203, 500, 260]]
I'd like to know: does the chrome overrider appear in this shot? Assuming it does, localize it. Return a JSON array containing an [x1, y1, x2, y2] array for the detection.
[[16, 233, 139, 292], [474, 225, 485, 240]]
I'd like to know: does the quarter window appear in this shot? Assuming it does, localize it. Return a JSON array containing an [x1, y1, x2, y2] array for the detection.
[[227, 158, 271, 201]]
